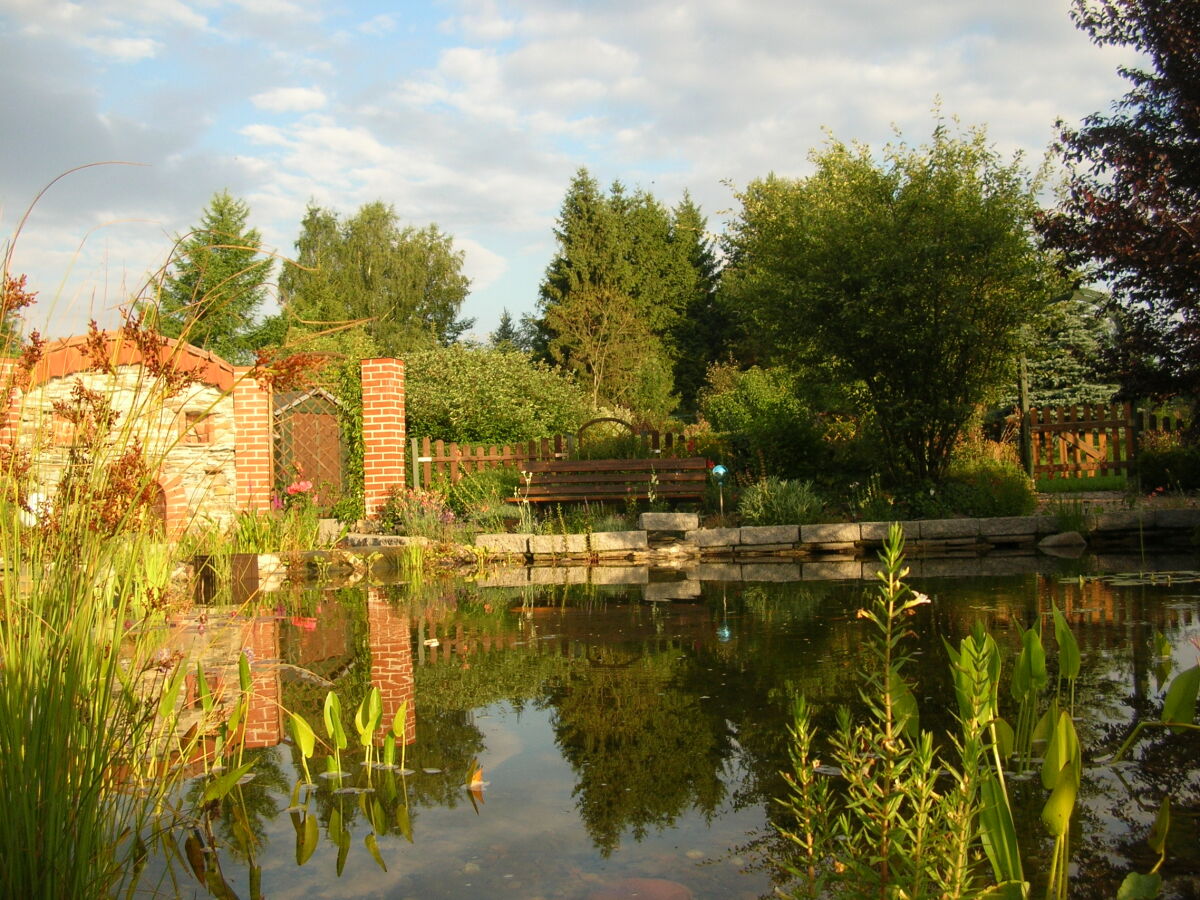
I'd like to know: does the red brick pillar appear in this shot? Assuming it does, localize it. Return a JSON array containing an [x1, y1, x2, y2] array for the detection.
[[0, 359, 19, 444], [242, 618, 283, 749], [368, 588, 415, 745], [361, 358, 405, 517], [232, 367, 272, 512]]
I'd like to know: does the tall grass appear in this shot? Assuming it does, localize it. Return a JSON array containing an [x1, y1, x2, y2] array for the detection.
[[0, 324, 201, 896]]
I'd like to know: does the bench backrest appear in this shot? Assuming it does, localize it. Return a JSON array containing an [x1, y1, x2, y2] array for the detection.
[[515, 456, 709, 502]]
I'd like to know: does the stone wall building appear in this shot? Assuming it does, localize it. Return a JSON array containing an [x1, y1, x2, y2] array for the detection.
[[0, 331, 406, 536]]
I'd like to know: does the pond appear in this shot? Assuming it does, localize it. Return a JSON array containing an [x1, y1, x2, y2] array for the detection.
[[146, 555, 1200, 899]]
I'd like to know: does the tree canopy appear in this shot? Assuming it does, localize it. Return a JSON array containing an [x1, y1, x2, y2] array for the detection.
[[721, 123, 1061, 483], [1038, 0, 1200, 404], [535, 169, 719, 422], [151, 190, 272, 363], [278, 202, 472, 357]]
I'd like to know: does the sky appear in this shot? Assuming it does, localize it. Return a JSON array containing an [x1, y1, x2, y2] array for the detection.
[[0, 0, 1139, 344]]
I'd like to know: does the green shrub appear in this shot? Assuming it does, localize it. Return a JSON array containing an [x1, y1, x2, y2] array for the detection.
[[737, 477, 826, 525], [1136, 444, 1200, 492], [939, 457, 1037, 517], [405, 345, 595, 444], [444, 467, 522, 532], [699, 365, 832, 480]]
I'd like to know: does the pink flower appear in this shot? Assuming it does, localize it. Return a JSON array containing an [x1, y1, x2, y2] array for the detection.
[[286, 480, 313, 495]]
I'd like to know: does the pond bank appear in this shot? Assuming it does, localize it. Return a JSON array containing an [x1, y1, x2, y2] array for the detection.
[[464, 508, 1200, 566]]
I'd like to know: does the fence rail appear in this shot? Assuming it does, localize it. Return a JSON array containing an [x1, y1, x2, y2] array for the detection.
[[408, 431, 692, 489], [1024, 402, 1186, 480]]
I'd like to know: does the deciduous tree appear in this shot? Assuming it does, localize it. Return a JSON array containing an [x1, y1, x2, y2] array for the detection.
[[280, 202, 472, 356], [723, 123, 1060, 483], [1038, 0, 1200, 405]]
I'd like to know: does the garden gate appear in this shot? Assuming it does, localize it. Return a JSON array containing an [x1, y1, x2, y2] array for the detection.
[[273, 387, 345, 508]]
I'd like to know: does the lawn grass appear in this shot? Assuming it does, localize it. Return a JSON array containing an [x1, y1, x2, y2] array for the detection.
[[1036, 474, 1128, 493]]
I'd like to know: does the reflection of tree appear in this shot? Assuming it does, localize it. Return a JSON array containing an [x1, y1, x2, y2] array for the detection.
[[544, 643, 731, 855]]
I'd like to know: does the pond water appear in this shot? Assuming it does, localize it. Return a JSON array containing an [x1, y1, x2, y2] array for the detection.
[[149, 556, 1200, 899]]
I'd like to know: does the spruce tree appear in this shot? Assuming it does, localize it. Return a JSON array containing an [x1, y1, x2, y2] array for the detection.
[[154, 191, 271, 363]]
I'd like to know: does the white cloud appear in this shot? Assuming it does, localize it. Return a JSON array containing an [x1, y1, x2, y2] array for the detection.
[[81, 34, 160, 61], [357, 13, 396, 35], [455, 236, 507, 293], [250, 86, 328, 113]]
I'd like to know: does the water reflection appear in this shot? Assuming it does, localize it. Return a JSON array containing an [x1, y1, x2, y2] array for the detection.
[[152, 561, 1200, 899]]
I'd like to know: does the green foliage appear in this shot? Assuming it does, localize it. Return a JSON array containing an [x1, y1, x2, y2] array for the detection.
[[148, 190, 272, 363], [939, 457, 1037, 518], [405, 344, 595, 444], [1136, 443, 1200, 492], [445, 467, 521, 531], [699, 364, 847, 481], [776, 526, 990, 899], [737, 477, 825, 526], [279, 202, 471, 356], [377, 486, 455, 539], [1036, 474, 1127, 493], [536, 169, 719, 421], [1004, 288, 1119, 408], [721, 119, 1061, 484]]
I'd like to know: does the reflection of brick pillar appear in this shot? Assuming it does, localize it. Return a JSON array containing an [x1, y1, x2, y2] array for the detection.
[[243, 618, 283, 749], [361, 358, 405, 517], [232, 368, 272, 512], [368, 588, 415, 744]]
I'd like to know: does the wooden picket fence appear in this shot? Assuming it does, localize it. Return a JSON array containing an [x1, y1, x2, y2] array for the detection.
[[1025, 402, 1186, 480], [408, 430, 693, 489]]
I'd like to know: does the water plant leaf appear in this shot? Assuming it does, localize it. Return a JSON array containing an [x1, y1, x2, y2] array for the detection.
[[1041, 711, 1080, 792], [365, 833, 387, 872], [1117, 872, 1162, 899], [395, 803, 414, 843], [1148, 796, 1170, 857], [183, 832, 207, 885], [1161, 664, 1200, 733], [324, 691, 347, 749], [1052, 606, 1081, 682], [196, 663, 214, 715], [383, 733, 396, 767], [979, 773, 1023, 885], [336, 827, 350, 877], [1011, 626, 1047, 702], [391, 700, 408, 740], [1041, 762, 1078, 838], [356, 686, 382, 746], [993, 717, 1015, 762], [203, 760, 256, 804], [156, 663, 186, 731], [239, 651, 252, 694], [1032, 698, 1059, 745], [290, 712, 316, 759]]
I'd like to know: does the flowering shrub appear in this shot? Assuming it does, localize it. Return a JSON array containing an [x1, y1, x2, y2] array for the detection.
[[378, 486, 456, 539]]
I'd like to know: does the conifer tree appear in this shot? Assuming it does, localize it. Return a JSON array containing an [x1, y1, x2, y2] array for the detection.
[[154, 190, 271, 363]]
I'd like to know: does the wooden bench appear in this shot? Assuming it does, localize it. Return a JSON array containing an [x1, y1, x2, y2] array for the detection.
[[507, 457, 709, 505]]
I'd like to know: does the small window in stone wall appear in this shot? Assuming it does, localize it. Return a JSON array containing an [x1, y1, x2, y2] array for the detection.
[[182, 410, 213, 444]]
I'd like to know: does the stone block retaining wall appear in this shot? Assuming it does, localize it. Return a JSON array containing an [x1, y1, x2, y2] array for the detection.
[[475, 508, 1200, 564]]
